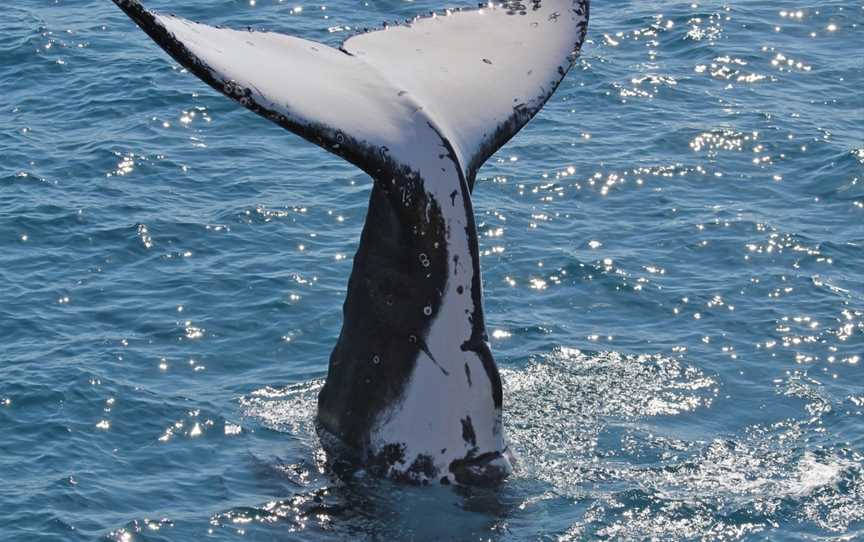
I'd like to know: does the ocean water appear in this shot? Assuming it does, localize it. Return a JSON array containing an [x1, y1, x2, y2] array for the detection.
[[1, 0, 862, 540]]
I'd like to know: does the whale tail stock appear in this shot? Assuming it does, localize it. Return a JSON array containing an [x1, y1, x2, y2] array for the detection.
[[112, 0, 589, 485]]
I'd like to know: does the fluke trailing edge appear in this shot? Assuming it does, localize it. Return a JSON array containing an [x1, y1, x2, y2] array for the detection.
[[111, 0, 589, 485]]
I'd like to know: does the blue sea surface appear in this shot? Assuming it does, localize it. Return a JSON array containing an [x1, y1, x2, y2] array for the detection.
[[2, 0, 863, 540]]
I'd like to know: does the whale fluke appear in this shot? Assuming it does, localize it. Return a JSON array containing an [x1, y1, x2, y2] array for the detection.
[[112, 0, 589, 485]]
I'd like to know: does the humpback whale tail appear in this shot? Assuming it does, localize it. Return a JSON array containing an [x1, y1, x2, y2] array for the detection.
[[112, 0, 589, 485]]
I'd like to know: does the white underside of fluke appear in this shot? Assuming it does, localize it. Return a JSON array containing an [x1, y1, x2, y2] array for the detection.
[[113, 0, 588, 483], [131, 0, 587, 179]]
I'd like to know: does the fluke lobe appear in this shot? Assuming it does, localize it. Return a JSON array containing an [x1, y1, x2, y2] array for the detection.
[[111, 0, 589, 486]]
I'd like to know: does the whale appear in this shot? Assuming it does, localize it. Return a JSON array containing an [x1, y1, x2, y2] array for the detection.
[[111, 0, 589, 486]]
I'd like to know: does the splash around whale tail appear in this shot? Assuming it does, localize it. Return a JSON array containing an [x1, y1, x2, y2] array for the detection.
[[110, 0, 588, 183]]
